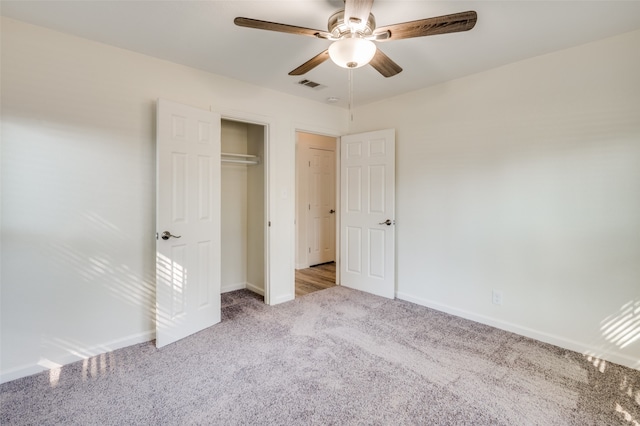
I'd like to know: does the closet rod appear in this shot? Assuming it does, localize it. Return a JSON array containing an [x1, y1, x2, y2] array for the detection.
[[222, 158, 259, 165]]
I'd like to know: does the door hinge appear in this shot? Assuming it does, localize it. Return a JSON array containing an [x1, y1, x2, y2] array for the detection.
[[308, 204, 311, 210], [308, 247, 311, 253], [268, 221, 271, 227]]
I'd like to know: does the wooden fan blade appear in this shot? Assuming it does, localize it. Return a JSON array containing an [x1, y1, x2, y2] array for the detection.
[[289, 50, 330, 76], [374, 11, 477, 41], [369, 49, 403, 78], [344, 0, 374, 29], [234, 17, 331, 39]]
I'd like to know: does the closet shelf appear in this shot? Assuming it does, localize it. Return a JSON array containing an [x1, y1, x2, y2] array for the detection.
[[221, 152, 260, 165], [221, 152, 258, 158]]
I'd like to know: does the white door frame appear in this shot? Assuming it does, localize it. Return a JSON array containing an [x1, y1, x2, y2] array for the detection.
[[295, 132, 338, 269], [294, 128, 342, 287], [220, 111, 272, 305]]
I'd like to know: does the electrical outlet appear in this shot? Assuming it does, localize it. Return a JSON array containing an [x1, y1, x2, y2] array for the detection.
[[492, 290, 503, 306]]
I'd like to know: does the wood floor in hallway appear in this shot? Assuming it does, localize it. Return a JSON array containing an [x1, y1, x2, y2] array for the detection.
[[295, 262, 336, 297]]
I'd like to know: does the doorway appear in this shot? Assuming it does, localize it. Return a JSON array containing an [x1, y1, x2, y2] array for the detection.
[[220, 119, 268, 301], [295, 131, 338, 296]]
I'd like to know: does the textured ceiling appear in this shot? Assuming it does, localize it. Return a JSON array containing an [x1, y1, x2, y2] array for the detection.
[[2, 1, 640, 108]]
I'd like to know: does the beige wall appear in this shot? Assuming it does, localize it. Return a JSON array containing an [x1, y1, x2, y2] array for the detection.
[[352, 29, 640, 369], [0, 17, 347, 382]]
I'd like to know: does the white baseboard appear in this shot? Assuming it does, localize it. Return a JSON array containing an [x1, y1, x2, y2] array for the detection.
[[270, 293, 295, 306], [0, 330, 155, 384], [221, 282, 246, 293], [296, 263, 310, 270], [246, 281, 264, 296], [221, 279, 289, 305], [396, 291, 640, 371], [222, 282, 264, 296]]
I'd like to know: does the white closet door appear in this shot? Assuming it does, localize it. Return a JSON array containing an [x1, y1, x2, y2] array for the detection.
[[156, 99, 221, 347]]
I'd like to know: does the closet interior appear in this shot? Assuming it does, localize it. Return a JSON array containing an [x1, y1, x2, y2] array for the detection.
[[220, 119, 265, 298]]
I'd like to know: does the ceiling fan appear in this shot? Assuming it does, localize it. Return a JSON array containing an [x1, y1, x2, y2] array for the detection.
[[234, 0, 477, 78]]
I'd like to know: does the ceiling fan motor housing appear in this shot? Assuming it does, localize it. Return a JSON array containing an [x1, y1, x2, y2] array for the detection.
[[328, 10, 376, 39]]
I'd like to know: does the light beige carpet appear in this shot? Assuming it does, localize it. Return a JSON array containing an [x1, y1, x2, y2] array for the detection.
[[2, 286, 639, 425]]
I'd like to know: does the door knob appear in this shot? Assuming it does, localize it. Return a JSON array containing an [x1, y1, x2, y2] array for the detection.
[[378, 219, 394, 226], [161, 231, 182, 240], [329, 209, 335, 214]]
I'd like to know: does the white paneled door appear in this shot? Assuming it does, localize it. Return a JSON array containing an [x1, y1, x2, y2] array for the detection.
[[308, 147, 336, 266], [340, 129, 395, 299], [156, 99, 221, 347]]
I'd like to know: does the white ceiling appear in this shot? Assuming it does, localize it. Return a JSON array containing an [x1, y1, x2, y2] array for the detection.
[[2, 1, 640, 108]]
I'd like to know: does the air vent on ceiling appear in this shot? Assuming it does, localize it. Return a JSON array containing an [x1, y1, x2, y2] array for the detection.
[[297, 79, 325, 90]]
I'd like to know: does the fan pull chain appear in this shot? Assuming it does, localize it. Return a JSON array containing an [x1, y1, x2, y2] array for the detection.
[[348, 69, 354, 124]]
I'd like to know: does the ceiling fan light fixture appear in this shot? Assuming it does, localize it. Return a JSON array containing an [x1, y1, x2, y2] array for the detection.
[[328, 37, 376, 69]]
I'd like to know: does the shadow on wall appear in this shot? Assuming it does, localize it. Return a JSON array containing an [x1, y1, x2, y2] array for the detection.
[[581, 299, 640, 372], [601, 300, 640, 353], [41, 210, 156, 368], [574, 299, 640, 424], [46, 211, 156, 313]]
